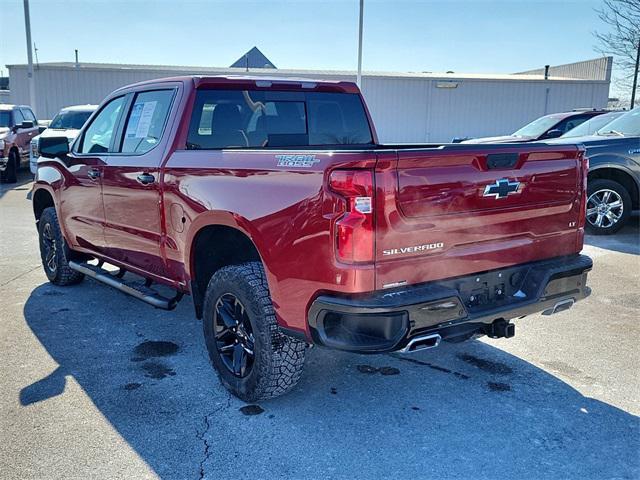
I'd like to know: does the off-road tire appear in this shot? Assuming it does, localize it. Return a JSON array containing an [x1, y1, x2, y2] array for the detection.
[[586, 179, 631, 235], [1, 150, 19, 184], [38, 207, 84, 285], [203, 262, 307, 401]]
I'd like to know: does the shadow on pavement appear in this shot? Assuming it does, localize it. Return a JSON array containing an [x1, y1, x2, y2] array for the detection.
[[585, 214, 640, 255], [21, 280, 639, 479], [0, 170, 33, 200]]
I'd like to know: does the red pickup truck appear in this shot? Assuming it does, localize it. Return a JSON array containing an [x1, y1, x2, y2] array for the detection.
[[33, 76, 592, 401]]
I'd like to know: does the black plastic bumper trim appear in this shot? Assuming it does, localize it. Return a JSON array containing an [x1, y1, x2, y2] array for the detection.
[[308, 254, 592, 353]]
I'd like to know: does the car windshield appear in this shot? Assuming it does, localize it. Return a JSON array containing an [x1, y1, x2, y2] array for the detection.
[[596, 108, 640, 137], [561, 111, 624, 138], [0, 111, 10, 128], [49, 110, 94, 130], [512, 115, 561, 138]]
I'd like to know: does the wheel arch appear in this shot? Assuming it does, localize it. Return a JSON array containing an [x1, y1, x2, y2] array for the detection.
[[32, 186, 56, 224], [187, 216, 265, 319], [588, 165, 639, 210]]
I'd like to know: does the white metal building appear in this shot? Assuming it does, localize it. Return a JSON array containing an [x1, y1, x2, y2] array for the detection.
[[6, 57, 612, 143]]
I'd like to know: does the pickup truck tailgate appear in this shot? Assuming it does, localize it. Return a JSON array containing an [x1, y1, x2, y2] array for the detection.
[[374, 144, 586, 290]]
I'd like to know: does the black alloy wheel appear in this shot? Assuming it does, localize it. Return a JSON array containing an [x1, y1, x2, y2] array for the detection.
[[214, 293, 255, 377], [41, 222, 58, 275]]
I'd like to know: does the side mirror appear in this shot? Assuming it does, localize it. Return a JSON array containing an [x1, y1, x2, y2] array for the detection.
[[39, 136, 70, 159], [544, 129, 563, 139], [20, 121, 35, 129]]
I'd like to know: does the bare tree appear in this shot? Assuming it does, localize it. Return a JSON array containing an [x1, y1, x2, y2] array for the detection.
[[594, 0, 640, 108]]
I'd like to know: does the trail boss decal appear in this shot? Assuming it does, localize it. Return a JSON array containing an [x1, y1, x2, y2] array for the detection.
[[275, 154, 320, 168], [383, 242, 444, 256]]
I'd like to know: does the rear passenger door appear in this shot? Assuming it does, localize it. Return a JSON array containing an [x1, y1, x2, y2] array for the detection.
[[101, 88, 177, 279]]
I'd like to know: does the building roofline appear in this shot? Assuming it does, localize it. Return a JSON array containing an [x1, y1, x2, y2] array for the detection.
[[5, 61, 610, 84]]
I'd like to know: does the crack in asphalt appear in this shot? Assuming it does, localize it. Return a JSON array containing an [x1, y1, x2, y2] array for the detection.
[[0, 265, 40, 288], [196, 393, 232, 480], [388, 354, 471, 380]]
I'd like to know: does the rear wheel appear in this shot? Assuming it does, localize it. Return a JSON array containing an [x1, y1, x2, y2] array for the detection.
[[586, 179, 631, 235], [203, 262, 307, 402], [38, 207, 84, 285]]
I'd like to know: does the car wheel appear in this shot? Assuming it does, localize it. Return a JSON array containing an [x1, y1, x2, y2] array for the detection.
[[586, 179, 631, 235], [38, 207, 84, 285], [203, 262, 307, 402], [2, 151, 19, 184]]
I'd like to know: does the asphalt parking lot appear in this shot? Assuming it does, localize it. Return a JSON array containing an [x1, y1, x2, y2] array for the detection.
[[1, 171, 638, 480]]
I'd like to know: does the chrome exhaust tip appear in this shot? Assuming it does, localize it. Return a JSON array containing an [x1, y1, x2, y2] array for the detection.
[[543, 298, 575, 316], [399, 333, 442, 353]]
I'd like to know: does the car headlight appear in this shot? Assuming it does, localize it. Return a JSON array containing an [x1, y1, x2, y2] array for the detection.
[[0, 139, 4, 154], [30, 138, 39, 158]]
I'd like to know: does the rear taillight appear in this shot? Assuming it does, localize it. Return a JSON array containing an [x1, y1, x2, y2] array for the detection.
[[329, 169, 374, 263], [577, 151, 589, 229]]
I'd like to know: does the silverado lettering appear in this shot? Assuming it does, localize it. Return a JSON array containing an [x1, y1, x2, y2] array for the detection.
[[32, 75, 592, 401], [383, 243, 445, 256]]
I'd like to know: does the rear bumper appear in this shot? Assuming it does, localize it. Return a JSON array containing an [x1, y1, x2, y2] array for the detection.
[[307, 254, 592, 353]]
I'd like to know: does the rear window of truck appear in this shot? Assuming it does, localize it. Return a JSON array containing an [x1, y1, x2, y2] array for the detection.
[[186, 89, 374, 149]]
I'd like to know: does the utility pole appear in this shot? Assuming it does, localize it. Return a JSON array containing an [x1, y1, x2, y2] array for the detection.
[[356, 0, 364, 88], [631, 39, 639, 109], [23, 0, 36, 112]]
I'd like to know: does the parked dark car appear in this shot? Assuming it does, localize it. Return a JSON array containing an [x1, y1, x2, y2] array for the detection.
[[548, 108, 640, 234], [462, 110, 608, 144]]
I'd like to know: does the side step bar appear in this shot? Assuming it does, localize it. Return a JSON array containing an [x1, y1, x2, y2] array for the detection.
[[68, 261, 182, 310]]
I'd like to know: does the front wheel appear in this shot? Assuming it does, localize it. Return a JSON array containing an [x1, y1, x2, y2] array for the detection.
[[38, 207, 84, 285], [586, 179, 631, 235], [1, 151, 19, 184], [203, 262, 307, 402]]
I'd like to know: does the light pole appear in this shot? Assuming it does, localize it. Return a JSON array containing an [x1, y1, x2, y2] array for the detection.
[[23, 0, 36, 113], [356, 0, 364, 88], [631, 39, 639, 109]]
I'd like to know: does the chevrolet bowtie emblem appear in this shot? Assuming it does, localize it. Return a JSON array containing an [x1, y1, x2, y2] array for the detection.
[[483, 178, 521, 199]]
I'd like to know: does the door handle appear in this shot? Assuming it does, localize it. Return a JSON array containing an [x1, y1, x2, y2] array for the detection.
[[87, 168, 101, 180], [137, 173, 155, 185]]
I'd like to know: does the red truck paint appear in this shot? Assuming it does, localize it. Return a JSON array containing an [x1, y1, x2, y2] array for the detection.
[[33, 76, 590, 342]]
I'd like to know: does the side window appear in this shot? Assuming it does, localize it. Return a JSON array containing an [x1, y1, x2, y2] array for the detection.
[[21, 108, 37, 124], [557, 116, 588, 133], [13, 109, 25, 126], [79, 96, 126, 154], [120, 89, 174, 154]]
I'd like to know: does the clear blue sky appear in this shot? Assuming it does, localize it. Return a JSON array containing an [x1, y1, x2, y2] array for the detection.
[[0, 0, 620, 91]]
